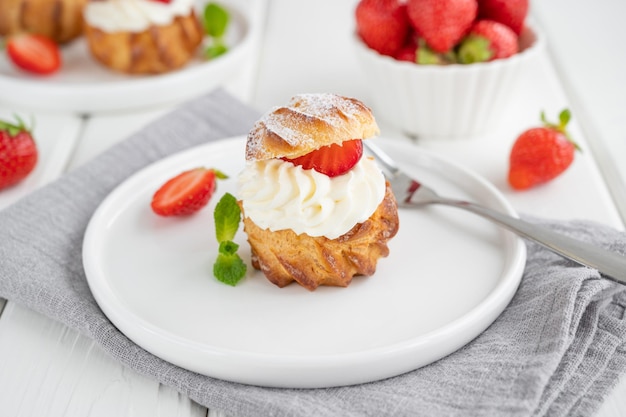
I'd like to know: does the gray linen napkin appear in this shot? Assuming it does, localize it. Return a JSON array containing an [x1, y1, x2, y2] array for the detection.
[[1, 88, 626, 417]]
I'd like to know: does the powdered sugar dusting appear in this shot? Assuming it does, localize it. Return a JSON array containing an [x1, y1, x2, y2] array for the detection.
[[290, 93, 365, 124], [245, 93, 375, 160]]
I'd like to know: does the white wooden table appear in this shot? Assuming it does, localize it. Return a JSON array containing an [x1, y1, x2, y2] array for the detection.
[[0, 0, 625, 415]]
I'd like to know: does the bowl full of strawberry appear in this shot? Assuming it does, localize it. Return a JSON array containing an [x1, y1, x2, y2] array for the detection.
[[353, 0, 545, 138]]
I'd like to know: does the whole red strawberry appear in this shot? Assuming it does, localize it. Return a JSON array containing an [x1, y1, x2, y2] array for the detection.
[[356, 0, 410, 57], [0, 117, 38, 190], [457, 19, 518, 63], [407, 0, 478, 53], [508, 110, 580, 190], [394, 35, 418, 62], [478, 0, 528, 35]]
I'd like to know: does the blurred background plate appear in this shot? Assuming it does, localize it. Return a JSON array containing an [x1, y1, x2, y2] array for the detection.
[[0, 2, 251, 113]]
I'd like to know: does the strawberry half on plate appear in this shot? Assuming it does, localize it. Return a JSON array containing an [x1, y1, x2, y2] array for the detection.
[[151, 167, 226, 216], [6, 34, 61, 75]]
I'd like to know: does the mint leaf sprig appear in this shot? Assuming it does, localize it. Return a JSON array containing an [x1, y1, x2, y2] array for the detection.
[[203, 2, 230, 59], [213, 192, 246, 285]]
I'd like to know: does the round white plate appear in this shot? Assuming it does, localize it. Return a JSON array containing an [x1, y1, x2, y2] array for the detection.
[[83, 137, 526, 388], [0, 2, 251, 113]]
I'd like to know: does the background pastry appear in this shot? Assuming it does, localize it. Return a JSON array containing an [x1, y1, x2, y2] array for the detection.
[[83, 0, 203, 74], [0, 0, 87, 44]]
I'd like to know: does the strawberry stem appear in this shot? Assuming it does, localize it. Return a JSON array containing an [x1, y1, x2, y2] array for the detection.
[[540, 109, 581, 152], [417, 38, 457, 65], [0, 115, 31, 137], [212, 168, 229, 179], [457, 35, 493, 64]]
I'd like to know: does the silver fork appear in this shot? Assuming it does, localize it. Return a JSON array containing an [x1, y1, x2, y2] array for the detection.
[[363, 141, 626, 284]]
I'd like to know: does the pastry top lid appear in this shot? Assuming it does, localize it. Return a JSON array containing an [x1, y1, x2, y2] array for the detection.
[[245, 93, 380, 161]]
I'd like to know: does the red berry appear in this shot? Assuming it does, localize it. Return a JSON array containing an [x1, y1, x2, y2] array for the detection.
[[151, 168, 218, 216], [478, 0, 528, 35], [6, 34, 61, 75], [0, 118, 38, 191], [407, 0, 478, 53], [356, 0, 410, 57], [395, 37, 418, 62], [508, 110, 580, 190], [283, 139, 363, 178], [458, 19, 518, 63]]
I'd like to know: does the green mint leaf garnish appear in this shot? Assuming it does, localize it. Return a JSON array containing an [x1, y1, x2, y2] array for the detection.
[[212, 193, 246, 286], [203, 2, 230, 60], [214, 192, 241, 243], [213, 249, 247, 286], [203, 2, 229, 38]]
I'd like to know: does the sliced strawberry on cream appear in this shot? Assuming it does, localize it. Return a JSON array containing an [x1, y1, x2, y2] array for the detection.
[[282, 139, 363, 178]]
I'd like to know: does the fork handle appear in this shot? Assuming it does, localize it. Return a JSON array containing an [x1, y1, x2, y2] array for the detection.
[[436, 199, 626, 284]]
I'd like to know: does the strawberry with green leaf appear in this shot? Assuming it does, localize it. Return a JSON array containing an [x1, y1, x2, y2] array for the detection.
[[508, 109, 580, 190], [457, 19, 518, 63], [0, 116, 38, 191]]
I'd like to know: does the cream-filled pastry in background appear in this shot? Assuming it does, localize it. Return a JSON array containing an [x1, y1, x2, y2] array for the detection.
[[83, 0, 203, 74]]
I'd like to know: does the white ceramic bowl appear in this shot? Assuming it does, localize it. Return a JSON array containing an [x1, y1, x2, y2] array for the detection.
[[353, 25, 545, 138]]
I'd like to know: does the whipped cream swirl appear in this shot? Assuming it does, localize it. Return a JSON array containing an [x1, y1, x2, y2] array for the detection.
[[84, 0, 196, 33], [238, 157, 386, 239]]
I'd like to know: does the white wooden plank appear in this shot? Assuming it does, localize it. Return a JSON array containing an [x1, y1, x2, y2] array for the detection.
[[66, 107, 171, 170], [531, 0, 626, 223], [0, 303, 207, 417]]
